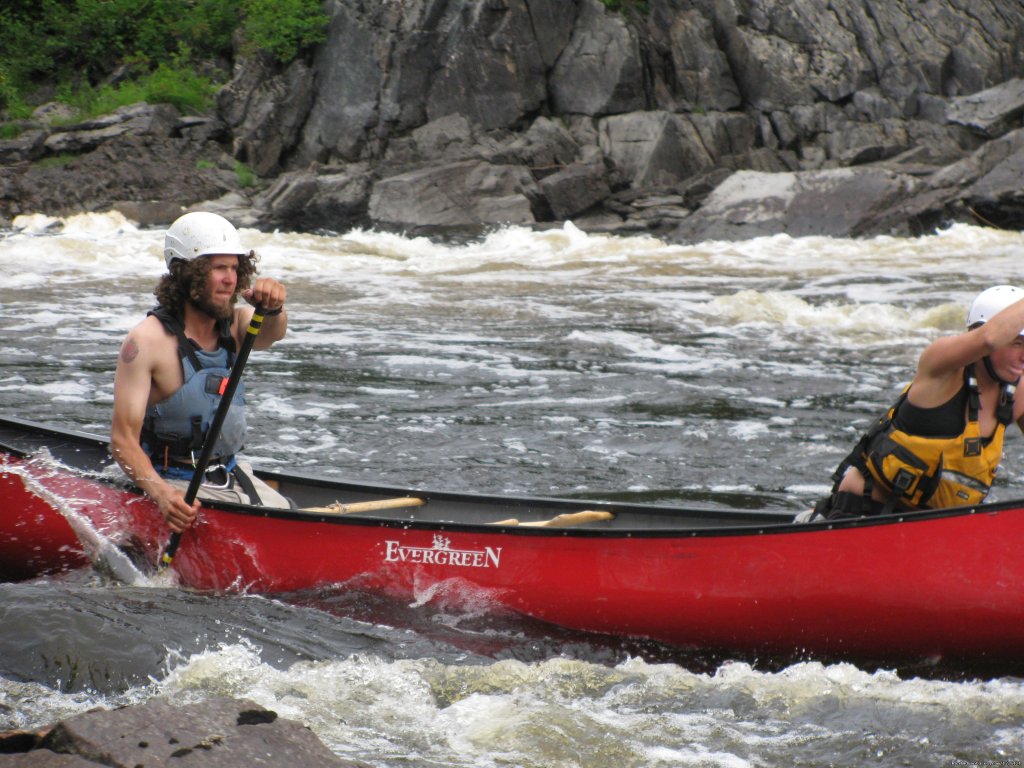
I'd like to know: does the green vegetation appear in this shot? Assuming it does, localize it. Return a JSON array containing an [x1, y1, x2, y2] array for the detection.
[[599, 0, 649, 13], [0, 0, 328, 119], [239, 0, 330, 62], [234, 160, 255, 188], [52, 59, 219, 121], [35, 153, 78, 168]]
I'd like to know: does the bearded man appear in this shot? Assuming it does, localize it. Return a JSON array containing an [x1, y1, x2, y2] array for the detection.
[[111, 212, 289, 533]]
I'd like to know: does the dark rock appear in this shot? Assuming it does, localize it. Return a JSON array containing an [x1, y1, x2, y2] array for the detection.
[[255, 164, 374, 232], [0, 134, 235, 222], [424, 0, 556, 130], [0, 726, 48, 753], [217, 55, 315, 176], [599, 111, 747, 188], [44, 103, 179, 154], [368, 160, 538, 233], [0, 754, 97, 766], [0, 130, 47, 164], [295, 2, 388, 163], [653, 9, 741, 112], [671, 167, 918, 242], [540, 162, 611, 219], [510, 117, 581, 172], [0, 697, 364, 768], [946, 78, 1024, 138], [549, 0, 645, 116], [176, 115, 229, 144]]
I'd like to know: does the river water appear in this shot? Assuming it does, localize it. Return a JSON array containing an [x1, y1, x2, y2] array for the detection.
[[1, 212, 1022, 766]]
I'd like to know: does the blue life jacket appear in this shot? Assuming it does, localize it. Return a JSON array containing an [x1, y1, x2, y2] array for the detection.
[[141, 306, 246, 465]]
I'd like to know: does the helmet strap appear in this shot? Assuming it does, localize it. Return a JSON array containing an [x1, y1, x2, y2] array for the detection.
[[982, 355, 1021, 415], [982, 355, 1010, 387]]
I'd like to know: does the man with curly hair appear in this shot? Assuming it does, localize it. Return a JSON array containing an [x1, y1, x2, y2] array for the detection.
[[111, 212, 289, 533]]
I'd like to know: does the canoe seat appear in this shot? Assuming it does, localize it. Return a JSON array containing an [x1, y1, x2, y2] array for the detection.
[[303, 497, 425, 515], [491, 510, 614, 527]]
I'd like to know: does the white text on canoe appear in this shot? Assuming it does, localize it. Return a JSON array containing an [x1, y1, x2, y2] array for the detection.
[[383, 535, 502, 568]]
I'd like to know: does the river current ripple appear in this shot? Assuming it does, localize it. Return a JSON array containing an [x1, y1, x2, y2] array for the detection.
[[1, 214, 1022, 766]]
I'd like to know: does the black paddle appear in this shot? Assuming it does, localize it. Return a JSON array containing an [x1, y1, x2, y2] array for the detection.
[[159, 305, 267, 570]]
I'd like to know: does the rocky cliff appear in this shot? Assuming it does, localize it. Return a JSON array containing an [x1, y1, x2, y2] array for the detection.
[[2, 0, 1023, 242]]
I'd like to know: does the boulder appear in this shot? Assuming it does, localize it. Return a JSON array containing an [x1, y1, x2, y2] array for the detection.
[[255, 163, 374, 231], [539, 162, 611, 220], [670, 167, 918, 242], [0, 697, 362, 768], [822, 119, 914, 166], [0, 129, 47, 164], [43, 103, 179, 154], [598, 111, 756, 188], [946, 78, 1024, 138], [508, 117, 581, 172], [368, 160, 537, 233]]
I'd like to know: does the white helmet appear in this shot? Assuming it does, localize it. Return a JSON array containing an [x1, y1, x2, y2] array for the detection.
[[966, 285, 1024, 328], [163, 211, 247, 269]]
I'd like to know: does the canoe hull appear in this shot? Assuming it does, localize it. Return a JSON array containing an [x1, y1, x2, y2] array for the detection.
[[2, 418, 1023, 669]]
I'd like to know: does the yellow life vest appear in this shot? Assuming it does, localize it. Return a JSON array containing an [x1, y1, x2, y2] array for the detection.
[[859, 364, 1014, 510]]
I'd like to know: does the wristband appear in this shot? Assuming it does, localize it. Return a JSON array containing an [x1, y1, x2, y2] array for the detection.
[[263, 306, 284, 316]]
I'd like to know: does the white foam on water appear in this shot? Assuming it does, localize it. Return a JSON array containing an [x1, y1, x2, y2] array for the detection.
[[142, 643, 1024, 768]]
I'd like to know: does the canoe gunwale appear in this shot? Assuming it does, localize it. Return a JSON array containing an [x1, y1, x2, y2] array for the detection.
[[0, 414, 1012, 539]]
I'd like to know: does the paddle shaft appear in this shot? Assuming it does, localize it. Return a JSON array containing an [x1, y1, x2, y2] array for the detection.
[[160, 305, 266, 568]]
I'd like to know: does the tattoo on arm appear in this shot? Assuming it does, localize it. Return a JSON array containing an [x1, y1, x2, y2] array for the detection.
[[120, 338, 139, 364]]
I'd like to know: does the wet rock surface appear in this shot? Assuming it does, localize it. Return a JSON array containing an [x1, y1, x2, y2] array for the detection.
[[0, 696, 365, 768]]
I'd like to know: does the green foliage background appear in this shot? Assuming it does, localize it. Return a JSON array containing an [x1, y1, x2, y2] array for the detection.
[[0, 0, 327, 119]]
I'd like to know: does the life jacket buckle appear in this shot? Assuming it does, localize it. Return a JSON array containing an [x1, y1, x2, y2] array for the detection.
[[892, 468, 916, 494], [963, 437, 982, 457]]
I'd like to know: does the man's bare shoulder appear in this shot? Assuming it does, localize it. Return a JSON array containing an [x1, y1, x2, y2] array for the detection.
[[119, 315, 175, 363]]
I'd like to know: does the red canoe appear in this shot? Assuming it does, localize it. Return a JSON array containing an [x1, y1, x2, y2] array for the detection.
[[2, 415, 1022, 670]]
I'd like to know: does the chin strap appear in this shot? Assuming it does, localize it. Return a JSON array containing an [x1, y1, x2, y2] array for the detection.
[[982, 356, 1009, 387], [980, 357, 1019, 425]]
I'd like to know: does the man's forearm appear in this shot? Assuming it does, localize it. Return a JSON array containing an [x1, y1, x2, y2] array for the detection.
[[110, 440, 170, 496]]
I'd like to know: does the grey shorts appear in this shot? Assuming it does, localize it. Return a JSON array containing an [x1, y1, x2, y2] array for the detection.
[[165, 459, 291, 509]]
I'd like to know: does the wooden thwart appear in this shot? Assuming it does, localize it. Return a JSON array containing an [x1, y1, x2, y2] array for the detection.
[[492, 509, 614, 527], [304, 496, 425, 515]]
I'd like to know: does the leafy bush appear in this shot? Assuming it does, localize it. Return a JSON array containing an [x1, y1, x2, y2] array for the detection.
[[140, 62, 219, 114], [0, 0, 327, 115], [234, 160, 256, 188], [57, 61, 218, 120], [241, 0, 329, 63]]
